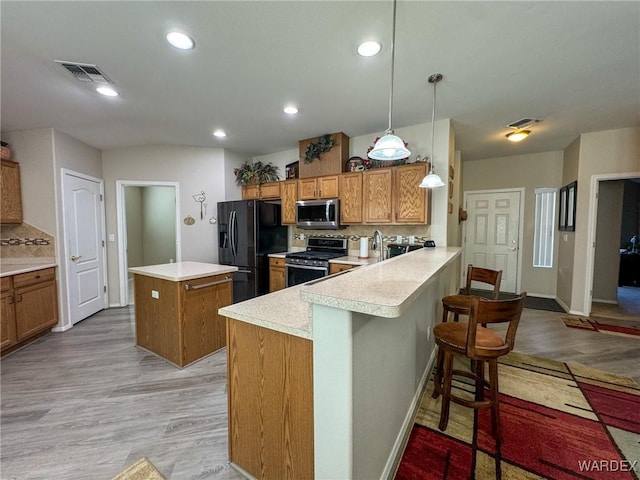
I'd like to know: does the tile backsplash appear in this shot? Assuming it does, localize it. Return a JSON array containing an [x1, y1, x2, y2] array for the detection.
[[0, 223, 55, 259], [292, 224, 431, 254]]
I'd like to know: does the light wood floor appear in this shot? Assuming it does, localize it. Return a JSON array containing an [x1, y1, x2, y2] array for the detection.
[[1, 298, 639, 479]]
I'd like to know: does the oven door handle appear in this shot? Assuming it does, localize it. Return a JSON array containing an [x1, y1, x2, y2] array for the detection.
[[285, 264, 329, 271]]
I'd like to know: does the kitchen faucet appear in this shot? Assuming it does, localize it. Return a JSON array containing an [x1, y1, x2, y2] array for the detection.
[[371, 230, 384, 261]]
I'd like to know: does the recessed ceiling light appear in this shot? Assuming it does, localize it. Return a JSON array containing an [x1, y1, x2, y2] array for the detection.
[[212, 129, 226, 138], [506, 130, 530, 142], [96, 85, 118, 97], [283, 106, 299, 115], [166, 31, 195, 50], [357, 41, 382, 57]]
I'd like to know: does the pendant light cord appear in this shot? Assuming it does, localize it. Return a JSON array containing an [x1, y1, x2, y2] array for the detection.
[[387, 0, 398, 133], [430, 77, 436, 174]]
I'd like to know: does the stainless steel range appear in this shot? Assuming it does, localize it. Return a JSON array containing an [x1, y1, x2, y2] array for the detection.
[[285, 237, 348, 287]]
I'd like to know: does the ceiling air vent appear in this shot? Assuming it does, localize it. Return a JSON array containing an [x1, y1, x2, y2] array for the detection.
[[55, 61, 114, 84], [505, 118, 541, 129]]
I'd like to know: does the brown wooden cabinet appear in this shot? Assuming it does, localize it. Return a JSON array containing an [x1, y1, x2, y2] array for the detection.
[[1, 159, 23, 224], [241, 184, 260, 200], [298, 132, 349, 178], [1, 267, 58, 355], [241, 181, 282, 200], [227, 318, 313, 480], [269, 257, 286, 292], [329, 262, 356, 275], [363, 168, 393, 223], [339, 172, 363, 224], [298, 175, 339, 200], [281, 180, 298, 225], [363, 164, 429, 224], [134, 271, 233, 367]]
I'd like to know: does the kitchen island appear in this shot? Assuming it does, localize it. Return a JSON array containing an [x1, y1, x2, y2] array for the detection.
[[220, 246, 461, 480], [129, 261, 237, 368]]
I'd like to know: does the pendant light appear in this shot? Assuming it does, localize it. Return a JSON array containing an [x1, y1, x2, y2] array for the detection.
[[368, 0, 411, 162], [419, 73, 445, 188]]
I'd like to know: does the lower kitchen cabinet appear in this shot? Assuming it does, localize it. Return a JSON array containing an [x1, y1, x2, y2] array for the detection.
[[1, 267, 58, 355], [269, 257, 286, 292], [329, 262, 356, 275]]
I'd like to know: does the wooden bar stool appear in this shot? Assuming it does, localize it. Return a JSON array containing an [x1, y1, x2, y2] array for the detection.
[[433, 265, 502, 397], [432, 293, 526, 441]]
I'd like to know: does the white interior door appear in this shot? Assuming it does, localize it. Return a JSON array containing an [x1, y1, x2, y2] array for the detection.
[[63, 171, 106, 324], [463, 190, 522, 293]]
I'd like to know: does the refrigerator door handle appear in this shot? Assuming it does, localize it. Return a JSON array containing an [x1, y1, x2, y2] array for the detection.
[[236, 269, 252, 274], [231, 210, 237, 258]]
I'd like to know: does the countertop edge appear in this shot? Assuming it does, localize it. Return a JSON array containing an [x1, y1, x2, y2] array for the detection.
[[128, 262, 238, 282], [1, 262, 58, 277]]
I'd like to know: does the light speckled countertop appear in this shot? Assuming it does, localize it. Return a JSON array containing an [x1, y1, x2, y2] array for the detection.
[[129, 261, 238, 282], [1, 258, 57, 277], [268, 251, 380, 266], [220, 247, 461, 339]]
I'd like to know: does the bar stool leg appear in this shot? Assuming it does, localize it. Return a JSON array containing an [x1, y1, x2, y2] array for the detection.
[[473, 360, 485, 401], [438, 352, 454, 432], [432, 348, 444, 398], [489, 359, 502, 442]]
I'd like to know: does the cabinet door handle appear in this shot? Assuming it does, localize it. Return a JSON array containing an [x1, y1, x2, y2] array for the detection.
[[184, 277, 232, 290], [15, 294, 22, 303], [388, 212, 391, 220]]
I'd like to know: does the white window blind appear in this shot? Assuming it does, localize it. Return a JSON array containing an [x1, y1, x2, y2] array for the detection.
[[533, 188, 556, 268]]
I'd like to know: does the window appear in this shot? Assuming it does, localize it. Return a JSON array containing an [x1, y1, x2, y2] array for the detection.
[[533, 188, 556, 268]]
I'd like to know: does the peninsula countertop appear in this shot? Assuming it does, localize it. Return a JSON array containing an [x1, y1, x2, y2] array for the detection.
[[220, 247, 461, 339], [128, 261, 238, 282]]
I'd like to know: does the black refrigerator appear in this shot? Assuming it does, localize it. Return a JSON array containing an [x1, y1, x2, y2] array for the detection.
[[217, 200, 288, 303]]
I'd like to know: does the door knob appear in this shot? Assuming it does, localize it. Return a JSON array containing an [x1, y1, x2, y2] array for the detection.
[[71, 255, 82, 262]]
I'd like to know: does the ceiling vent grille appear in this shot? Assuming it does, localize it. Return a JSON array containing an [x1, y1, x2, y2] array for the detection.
[[505, 118, 541, 129], [55, 61, 114, 84]]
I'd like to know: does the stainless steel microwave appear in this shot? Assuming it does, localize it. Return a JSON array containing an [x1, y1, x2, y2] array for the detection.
[[296, 199, 342, 229]]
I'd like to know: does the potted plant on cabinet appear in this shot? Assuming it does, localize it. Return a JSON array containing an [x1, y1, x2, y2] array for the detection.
[[233, 161, 280, 186]]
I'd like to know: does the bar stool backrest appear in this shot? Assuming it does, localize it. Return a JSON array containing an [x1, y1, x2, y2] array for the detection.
[[463, 264, 503, 299]]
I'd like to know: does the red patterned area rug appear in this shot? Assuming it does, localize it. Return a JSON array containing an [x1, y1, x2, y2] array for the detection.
[[395, 352, 640, 480], [561, 315, 640, 338]]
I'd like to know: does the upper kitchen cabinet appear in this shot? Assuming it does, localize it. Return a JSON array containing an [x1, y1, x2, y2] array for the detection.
[[1, 159, 23, 224], [363, 163, 429, 224], [339, 172, 363, 224], [241, 181, 281, 201], [298, 175, 339, 200], [281, 180, 298, 225], [298, 132, 349, 178]]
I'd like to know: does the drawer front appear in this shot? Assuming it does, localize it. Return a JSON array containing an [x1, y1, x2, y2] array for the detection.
[[1, 276, 12, 292], [269, 257, 285, 268], [13, 268, 55, 289]]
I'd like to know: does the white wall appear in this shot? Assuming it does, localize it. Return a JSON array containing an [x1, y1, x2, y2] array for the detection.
[[102, 145, 234, 305], [142, 186, 176, 265], [571, 126, 640, 314], [224, 149, 251, 201], [463, 151, 564, 297], [593, 181, 624, 302]]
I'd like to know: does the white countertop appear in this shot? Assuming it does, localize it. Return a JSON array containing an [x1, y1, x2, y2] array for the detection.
[[1, 258, 57, 277], [220, 247, 461, 339], [329, 255, 381, 266], [128, 261, 238, 282]]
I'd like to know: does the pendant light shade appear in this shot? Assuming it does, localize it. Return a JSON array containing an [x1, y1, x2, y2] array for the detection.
[[419, 73, 445, 189], [368, 131, 411, 160], [368, 0, 411, 162]]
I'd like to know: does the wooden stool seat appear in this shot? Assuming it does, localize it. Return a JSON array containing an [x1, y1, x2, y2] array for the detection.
[[432, 293, 527, 442], [440, 294, 474, 317], [433, 322, 507, 353]]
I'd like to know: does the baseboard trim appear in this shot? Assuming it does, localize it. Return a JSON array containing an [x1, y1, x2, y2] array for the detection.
[[592, 298, 618, 305]]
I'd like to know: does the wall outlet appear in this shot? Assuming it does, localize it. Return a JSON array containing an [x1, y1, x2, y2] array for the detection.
[[408, 235, 415, 244], [108, 234, 115, 242], [151, 290, 159, 299], [396, 235, 402, 243]]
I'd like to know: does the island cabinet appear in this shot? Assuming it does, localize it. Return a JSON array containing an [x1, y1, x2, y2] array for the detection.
[[227, 318, 314, 480], [1, 159, 23, 224], [281, 179, 298, 225], [338, 172, 363, 224], [1, 267, 58, 355], [363, 163, 429, 224], [130, 262, 236, 368], [268, 257, 285, 292]]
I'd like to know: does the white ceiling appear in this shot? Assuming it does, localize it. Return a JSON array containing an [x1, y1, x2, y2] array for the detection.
[[1, 1, 638, 161]]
